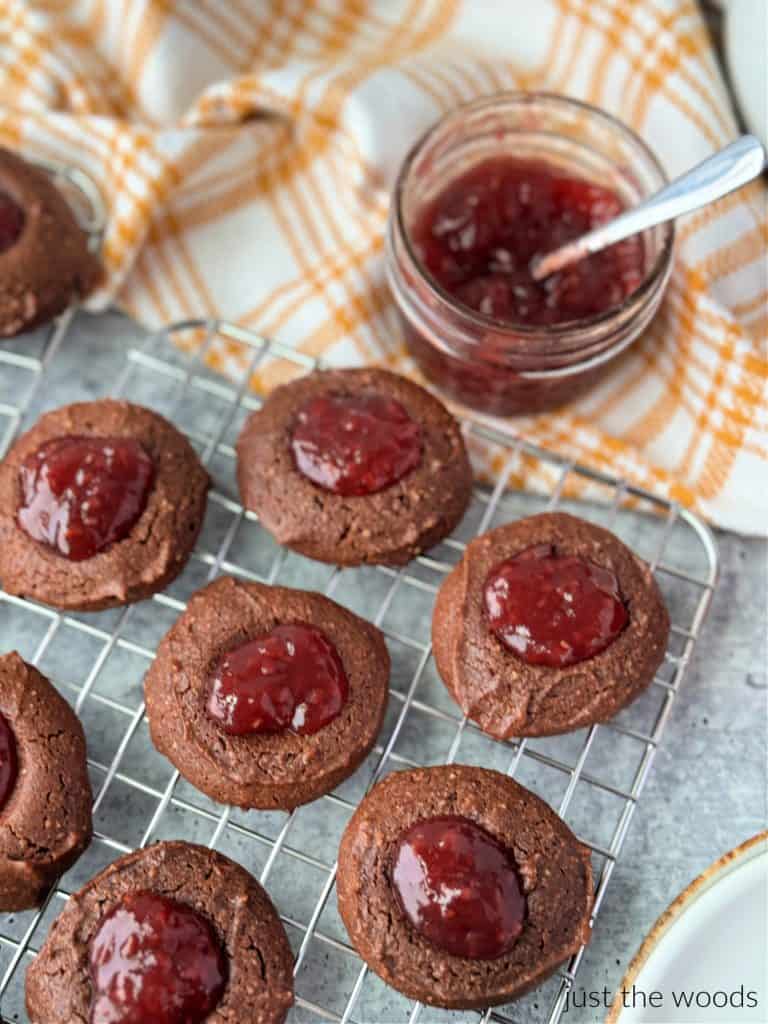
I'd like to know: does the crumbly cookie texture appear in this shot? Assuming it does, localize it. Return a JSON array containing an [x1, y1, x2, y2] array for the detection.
[[0, 147, 101, 338], [0, 652, 92, 911], [236, 367, 473, 566], [145, 576, 390, 809], [26, 840, 294, 1024], [433, 512, 670, 737], [0, 400, 210, 611], [338, 765, 593, 1009]]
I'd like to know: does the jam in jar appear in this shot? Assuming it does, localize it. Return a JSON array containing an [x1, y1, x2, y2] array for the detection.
[[387, 93, 674, 415], [411, 156, 644, 327]]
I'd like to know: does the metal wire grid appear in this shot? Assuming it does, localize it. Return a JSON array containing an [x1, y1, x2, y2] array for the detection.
[[0, 306, 718, 1023]]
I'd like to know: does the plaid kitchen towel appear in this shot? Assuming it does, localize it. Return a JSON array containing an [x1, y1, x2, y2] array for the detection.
[[0, 0, 765, 533]]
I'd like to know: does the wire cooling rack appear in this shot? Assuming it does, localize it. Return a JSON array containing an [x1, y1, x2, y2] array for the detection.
[[0, 273, 717, 1020]]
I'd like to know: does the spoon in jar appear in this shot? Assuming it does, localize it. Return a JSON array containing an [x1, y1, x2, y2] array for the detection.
[[530, 134, 766, 282]]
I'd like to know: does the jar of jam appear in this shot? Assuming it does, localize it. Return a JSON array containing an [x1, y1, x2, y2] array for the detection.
[[386, 92, 674, 415]]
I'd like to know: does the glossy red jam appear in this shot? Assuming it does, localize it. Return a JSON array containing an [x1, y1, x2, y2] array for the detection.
[[412, 157, 644, 326], [88, 891, 227, 1024], [392, 815, 525, 959], [291, 393, 422, 496], [0, 714, 18, 811], [17, 435, 155, 561], [401, 324, 605, 415], [0, 191, 24, 253], [484, 543, 628, 667], [207, 623, 349, 736]]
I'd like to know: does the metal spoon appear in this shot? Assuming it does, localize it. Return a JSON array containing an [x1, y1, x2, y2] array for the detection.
[[530, 134, 766, 281]]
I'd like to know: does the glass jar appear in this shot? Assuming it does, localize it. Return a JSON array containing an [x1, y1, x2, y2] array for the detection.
[[386, 92, 674, 416]]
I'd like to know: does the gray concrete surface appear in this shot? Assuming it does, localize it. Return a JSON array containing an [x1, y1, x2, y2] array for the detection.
[[0, 310, 765, 1024]]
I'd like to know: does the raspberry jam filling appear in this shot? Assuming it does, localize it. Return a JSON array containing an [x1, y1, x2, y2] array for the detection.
[[391, 815, 525, 959], [88, 891, 227, 1024], [291, 392, 422, 496], [0, 714, 18, 811], [207, 623, 349, 736], [0, 191, 25, 253], [484, 543, 628, 668], [411, 156, 645, 326], [17, 435, 155, 561]]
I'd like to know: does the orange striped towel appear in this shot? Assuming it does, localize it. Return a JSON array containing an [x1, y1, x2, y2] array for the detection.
[[1, 1, 765, 534]]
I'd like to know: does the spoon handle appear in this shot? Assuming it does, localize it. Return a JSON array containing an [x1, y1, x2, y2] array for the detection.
[[531, 134, 766, 281]]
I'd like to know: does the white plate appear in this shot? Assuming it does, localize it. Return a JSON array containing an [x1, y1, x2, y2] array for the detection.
[[608, 832, 768, 1023]]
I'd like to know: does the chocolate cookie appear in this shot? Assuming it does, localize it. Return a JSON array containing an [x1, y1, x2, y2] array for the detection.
[[26, 840, 294, 1024], [433, 512, 670, 737], [337, 765, 593, 1009], [0, 147, 101, 337], [236, 367, 473, 566], [0, 400, 210, 611], [145, 576, 390, 810], [0, 652, 92, 911]]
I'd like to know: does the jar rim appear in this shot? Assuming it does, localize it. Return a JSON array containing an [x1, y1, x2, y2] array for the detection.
[[392, 90, 675, 339]]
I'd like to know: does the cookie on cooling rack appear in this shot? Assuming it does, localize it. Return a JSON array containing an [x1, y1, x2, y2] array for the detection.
[[433, 512, 670, 738], [0, 399, 210, 611], [0, 652, 92, 911], [144, 575, 390, 810], [0, 147, 101, 338], [235, 366, 473, 566], [337, 764, 593, 1009], [26, 840, 294, 1024]]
